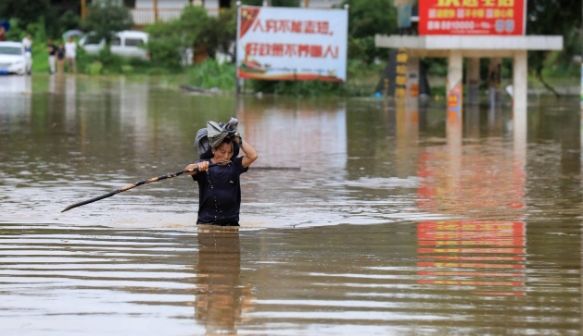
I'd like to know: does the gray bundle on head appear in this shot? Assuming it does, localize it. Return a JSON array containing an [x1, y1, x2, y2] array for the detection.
[[195, 128, 210, 158], [194, 118, 239, 159]]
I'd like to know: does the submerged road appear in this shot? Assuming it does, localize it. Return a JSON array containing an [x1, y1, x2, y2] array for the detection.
[[0, 75, 581, 334]]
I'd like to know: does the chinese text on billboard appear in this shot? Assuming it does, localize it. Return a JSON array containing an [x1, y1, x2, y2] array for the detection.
[[236, 6, 348, 82], [418, 0, 525, 35]]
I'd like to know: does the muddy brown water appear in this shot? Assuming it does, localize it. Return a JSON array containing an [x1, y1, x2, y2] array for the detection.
[[0, 75, 581, 335]]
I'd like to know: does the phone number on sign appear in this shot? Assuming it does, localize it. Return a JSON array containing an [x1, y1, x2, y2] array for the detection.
[[426, 20, 476, 30]]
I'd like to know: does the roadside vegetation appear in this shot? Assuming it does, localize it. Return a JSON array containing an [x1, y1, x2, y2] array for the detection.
[[0, 0, 582, 96]]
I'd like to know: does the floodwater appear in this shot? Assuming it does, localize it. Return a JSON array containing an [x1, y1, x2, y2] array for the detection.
[[0, 75, 581, 335]]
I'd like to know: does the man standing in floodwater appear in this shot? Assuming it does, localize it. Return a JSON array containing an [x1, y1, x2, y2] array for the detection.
[[186, 136, 258, 226]]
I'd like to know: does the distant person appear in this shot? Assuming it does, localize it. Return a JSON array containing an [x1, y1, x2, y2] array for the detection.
[[22, 34, 32, 59], [47, 39, 56, 74], [0, 26, 6, 41], [65, 37, 76, 74], [56, 42, 65, 74], [22, 34, 32, 52]]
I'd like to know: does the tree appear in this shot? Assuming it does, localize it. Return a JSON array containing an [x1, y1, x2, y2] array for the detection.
[[82, 0, 133, 45], [0, 0, 53, 32], [210, 8, 238, 62], [59, 10, 81, 33], [147, 20, 184, 69], [178, 5, 215, 54], [147, 6, 222, 69], [526, 0, 582, 97], [341, 0, 398, 64]]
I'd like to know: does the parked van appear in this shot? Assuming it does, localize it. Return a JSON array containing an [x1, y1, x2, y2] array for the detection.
[[79, 31, 149, 60]]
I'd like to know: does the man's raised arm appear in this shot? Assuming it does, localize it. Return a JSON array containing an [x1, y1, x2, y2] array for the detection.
[[236, 137, 258, 169]]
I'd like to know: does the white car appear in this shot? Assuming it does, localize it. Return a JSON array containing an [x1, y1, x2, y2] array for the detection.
[[80, 31, 149, 60], [0, 42, 32, 75]]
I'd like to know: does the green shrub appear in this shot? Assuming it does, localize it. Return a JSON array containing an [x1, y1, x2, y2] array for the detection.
[[186, 59, 236, 92], [75, 45, 91, 73], [4, 19, 24, 41], [121, 65, 134, 74], [146, 6, 231, 70], [97, 46, 125, 72], [146, 20, 183, 70]]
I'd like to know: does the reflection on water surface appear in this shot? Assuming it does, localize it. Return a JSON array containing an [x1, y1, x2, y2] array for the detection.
[[0, 76, 581, 334]]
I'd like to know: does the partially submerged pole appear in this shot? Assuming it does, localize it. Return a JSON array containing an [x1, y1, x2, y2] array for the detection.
[[61, 160, 231, 213]]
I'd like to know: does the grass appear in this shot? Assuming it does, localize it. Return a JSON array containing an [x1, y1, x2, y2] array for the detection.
[[31, 41, 50, 74], [182, 59, 386, 97]]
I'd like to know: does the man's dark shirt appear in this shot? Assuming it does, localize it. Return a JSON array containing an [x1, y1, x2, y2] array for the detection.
[[192, 156, 248, 226], [57, 46, 65, 60], [48, 43, 56, 56]]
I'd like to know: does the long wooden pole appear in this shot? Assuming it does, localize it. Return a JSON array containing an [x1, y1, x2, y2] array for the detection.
[[61, 160, 231, 213], [304, 0, 309, 8]]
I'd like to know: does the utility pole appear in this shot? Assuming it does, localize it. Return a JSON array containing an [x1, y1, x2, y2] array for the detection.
[[81, 0, 86, 19], [235, 1, 242, 95], [580, 0, 583, 107], [153, 0, 159, 22]]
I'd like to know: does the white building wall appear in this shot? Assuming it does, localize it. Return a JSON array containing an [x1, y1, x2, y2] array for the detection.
[[303, 0, 343, 8], [134, 0, 343, 9], [135, 0, 191, 8], [204, 0, 219, 8]]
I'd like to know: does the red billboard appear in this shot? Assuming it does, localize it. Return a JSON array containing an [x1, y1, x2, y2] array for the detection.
[[418, 0, 526, 35]]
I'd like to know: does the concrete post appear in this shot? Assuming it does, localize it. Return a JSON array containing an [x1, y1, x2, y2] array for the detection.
[[513, 103, 527, 209], [447, 50, 463, 128], [488, 57, 502, 108], [466, 57, 480, 105], [513, 102, 526, 159], [513, 50, 527, 176], [513, 50, 528, 110]]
